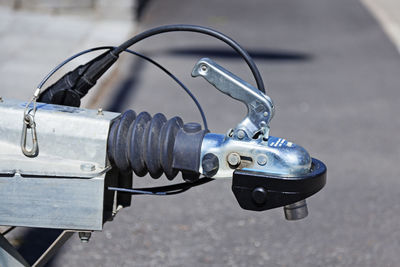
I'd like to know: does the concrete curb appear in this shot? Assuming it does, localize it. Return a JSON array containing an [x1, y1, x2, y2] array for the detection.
[[362, 0, 400, 53]]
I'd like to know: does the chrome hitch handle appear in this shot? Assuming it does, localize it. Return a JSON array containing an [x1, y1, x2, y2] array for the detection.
[[192, 58, 274, 140]]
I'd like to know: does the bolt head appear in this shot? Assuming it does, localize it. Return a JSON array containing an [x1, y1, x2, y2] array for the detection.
[[227, 152, 241, 166], [80, 163, 95, 172], [79, 232, 92, 243], [237, 130, 246, 139], [202, 153, 219, 177], [256, 154, 267, 166]]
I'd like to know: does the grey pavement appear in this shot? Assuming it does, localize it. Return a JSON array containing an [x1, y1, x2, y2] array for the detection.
[[47, 0, 400, 266]]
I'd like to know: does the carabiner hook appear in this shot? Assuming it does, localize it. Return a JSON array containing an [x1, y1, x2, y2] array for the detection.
[[21, 114, 39, 157]]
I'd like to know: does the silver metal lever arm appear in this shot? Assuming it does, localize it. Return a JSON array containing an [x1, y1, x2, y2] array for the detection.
[[191, 58, 274, 139]]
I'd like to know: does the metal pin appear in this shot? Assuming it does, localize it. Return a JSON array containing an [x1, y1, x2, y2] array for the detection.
[[284, 199, 308, 220], [227, 152, 241, 166]]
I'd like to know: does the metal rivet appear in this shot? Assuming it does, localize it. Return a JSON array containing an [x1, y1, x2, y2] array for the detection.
[[200, 64, 208, 72], [227, 152, 241, 166], [263, 112, 268, 117], [257, 154, 267, 166], [237, 130, 245, 139], [97, 108, 103, 115], [80, 163, 95, 172]]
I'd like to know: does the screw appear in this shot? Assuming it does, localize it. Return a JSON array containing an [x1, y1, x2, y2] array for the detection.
[[80, 163, 95, 172], [97, 108, 103, 115], [78, 232, 92, 243], [227, 152, 241, 167], [237, 130, 246, 139], [257, 154, 267, 166]]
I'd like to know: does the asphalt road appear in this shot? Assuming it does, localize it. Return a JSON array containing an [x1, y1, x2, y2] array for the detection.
[[40, 0, 400, 266]]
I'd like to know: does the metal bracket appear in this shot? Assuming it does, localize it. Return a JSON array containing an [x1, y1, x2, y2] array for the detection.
[[192, 58, 274, 140]]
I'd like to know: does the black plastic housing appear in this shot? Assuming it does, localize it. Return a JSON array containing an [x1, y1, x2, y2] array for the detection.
[[232, 158, 326, 211], [38, 51, 118, 107]]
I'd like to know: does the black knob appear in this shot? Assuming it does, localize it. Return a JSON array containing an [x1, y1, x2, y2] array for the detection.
[[252, 187, 267, 205], [202, 153, 219, 177]]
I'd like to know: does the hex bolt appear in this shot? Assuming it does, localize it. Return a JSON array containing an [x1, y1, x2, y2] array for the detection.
[[284, 199, 309, 220], [202, 153, 219, 177], [97, 108, 104, 115], [237, 130, 246, 139], [78, 232, 92, 243], [80, 163, 95, 172], [227, 152, 241, 167], [256, 154, 267, 166]]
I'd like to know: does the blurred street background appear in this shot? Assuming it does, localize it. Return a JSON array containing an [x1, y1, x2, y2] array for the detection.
[[1, 0, 400, 266]]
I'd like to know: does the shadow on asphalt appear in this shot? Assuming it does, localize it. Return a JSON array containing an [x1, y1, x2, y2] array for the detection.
[[167, 47, 313, 61], [107, 59, 145, 113], [106, 48, 312, 113], [15, 228, 63, 266]]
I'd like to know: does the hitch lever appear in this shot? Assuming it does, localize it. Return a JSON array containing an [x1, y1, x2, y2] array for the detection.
[[192, 58, 274, 140]]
